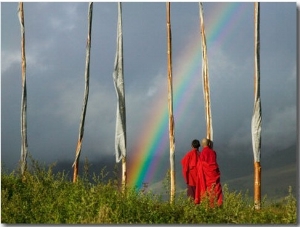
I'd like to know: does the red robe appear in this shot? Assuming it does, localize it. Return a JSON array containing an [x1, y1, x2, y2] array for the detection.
[[181, 148, 199, 186], [195, 146, 222, 206]]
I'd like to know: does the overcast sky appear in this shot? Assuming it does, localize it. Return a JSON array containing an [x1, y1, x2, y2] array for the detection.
[[1, 2, 297, 187]]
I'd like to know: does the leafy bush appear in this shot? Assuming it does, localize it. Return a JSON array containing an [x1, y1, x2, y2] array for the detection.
[[1, 160, 297, 224]]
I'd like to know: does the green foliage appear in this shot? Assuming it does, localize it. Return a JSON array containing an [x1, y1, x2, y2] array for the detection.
[[1, 160, 297, 224]]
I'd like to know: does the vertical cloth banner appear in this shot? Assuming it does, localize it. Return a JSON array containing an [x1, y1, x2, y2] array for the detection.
[[113, 2, 127, 163], [199, 3, 213, 141], [18, 2, 28, 176], [72, 2, 93, 181], [251, 2, 261, 163]]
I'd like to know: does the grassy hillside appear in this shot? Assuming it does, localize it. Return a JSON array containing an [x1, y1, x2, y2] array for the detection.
[[224, 163, 297, 200]]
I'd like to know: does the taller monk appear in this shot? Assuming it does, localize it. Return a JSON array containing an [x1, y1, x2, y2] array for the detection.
[[195, 138, 222, 206]]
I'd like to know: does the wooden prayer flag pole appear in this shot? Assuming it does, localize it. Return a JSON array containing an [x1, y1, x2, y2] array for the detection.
[[252, 2, 262, 210], [166, 2, 176, 204], [199, 2, 213, 142], [72, 2, 93, 182], [18, 2, 28, 178]]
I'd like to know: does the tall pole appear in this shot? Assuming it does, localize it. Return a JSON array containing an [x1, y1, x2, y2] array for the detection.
[[199, 2, 213, 142], [18, 2, 28, 178], [72, 2, 93, 182], [252, 2, 262, 210], [166, 2, 175, 203], [113, 2, 127, 191]]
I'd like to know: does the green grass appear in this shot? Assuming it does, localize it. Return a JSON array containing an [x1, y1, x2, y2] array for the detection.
[[1, 159, 297, 224]]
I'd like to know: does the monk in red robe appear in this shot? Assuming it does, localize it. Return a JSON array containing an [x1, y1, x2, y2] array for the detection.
[[181, 139, 200, 201], [195, 138, 222, 207]]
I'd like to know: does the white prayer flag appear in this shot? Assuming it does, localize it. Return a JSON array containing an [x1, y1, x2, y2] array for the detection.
[[251, 98, 262, 162], [251, 2, 261, 163], [113, 2, 127, 163]]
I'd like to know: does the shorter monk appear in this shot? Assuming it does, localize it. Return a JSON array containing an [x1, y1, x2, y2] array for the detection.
[[181, 139, 201, 201]]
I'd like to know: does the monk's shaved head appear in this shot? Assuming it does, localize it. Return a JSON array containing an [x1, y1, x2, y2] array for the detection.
[[201, 138, 209, 147]]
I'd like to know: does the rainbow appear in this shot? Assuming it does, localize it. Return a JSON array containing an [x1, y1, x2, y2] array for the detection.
[[128, 2, 248, 188]]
